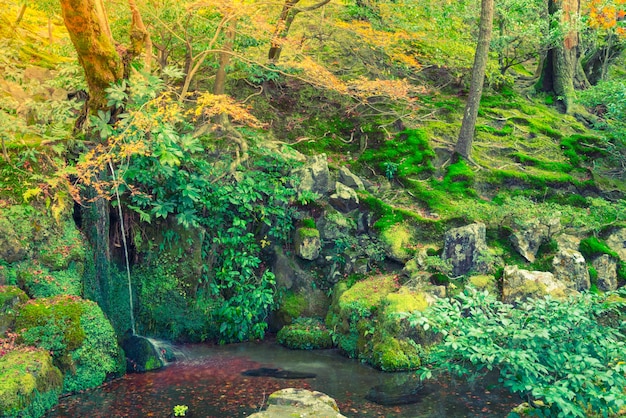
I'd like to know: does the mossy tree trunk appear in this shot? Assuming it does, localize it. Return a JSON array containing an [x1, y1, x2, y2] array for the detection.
[[455, 0, 494, 160], [60, 0, 124, 311], [537, 0, 589, 112], [60, 0, 124, 115]]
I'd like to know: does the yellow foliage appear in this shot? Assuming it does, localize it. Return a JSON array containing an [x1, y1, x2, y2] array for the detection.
[[192, 93, 265, 128]]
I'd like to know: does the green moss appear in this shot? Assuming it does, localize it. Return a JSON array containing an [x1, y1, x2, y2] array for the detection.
[[38, 222, 86, 271], [383, 288, 428, 313], [277, 317, 333, 350], [560, 135, 608, 167], [0, 285, 29, 308], [468, 275, 497, 294], [359, 129, 435, 179], [510, 152, 573, 173], [297, 227, 320, 239], [339, 275, 399, 311], [15, 296, 124, 393], [371, 337, 421, 371], [380, 223, 415, 261], [17, 261, 83, 298], [579, 237, 618, 259], [280, 291, 307, 320], [0, 348, 62, 418], [16, 296, 86, 356]]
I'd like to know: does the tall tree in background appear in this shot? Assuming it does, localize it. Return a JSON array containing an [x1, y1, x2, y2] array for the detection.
[[455, 0, 494, 160]]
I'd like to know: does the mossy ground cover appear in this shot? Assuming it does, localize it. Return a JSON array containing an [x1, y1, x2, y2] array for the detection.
[[0, 347, 63, 418]]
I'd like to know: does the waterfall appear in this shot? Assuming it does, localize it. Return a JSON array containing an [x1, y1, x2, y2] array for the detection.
[[109, 161, 136, 335]]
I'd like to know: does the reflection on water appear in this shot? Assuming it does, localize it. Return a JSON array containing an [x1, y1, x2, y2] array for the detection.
[[47, 340, 517, 417]]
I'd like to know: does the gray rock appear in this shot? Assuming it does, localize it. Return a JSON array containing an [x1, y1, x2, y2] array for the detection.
[[248, 388, 346, 418], [272, 246, 295, 289], [318, 209, 356, 241], [329, 182, 359, 213], [593, 254, 618, 291], [552, 249, 590, 291], [442, 223, 488, 276], [295, 227, 321, 261], [338, 166, 365, 190], [510, 219, 557, 263], [291, 154, 330, 195], [606, 228, 626, 261], [502, 265, 570, 304], [555, 233, 581, 252]]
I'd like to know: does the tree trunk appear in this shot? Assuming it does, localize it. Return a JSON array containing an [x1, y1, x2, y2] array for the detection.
[[268, 0, 331, 62], [129, 0, 152, 72], [455, 0, 494, 160], [60, 0, 124, 114], [60, 0, 124, 309], [537, 0, 582, 113]]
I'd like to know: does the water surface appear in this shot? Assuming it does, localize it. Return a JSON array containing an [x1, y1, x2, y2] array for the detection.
[[48, 340, 517, 417]]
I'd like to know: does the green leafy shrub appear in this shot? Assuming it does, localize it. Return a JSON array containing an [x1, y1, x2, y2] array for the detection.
[[277, 317, 332, 350], [408, 289, 626, 417]]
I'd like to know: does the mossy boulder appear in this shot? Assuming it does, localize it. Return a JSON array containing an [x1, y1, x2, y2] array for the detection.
[[15, 295, 125, 393], [0, 348, 63, 418], [326, 275, 429, 370], [371, 337, 421, 371], [0, 285, 29, 334], [380, 223, 416, 263], [277, 317, 333, 350], [121, 334, 165, 373]]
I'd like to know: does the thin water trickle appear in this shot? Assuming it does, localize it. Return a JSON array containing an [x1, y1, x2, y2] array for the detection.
[[47, 340, 519, 418]]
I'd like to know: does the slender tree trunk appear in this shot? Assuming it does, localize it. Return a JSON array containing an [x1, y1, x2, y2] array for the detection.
[[268, 0, 330, 62], [15, 4, 26, 26], [455, 0, 494, 159], [214, 19, 236, 96], [129, 0, 152, 72]]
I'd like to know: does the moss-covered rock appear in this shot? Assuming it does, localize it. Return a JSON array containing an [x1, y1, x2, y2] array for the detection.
[[294, 227, 321, 260], [16, 261, 83, 298], [371, 337, 421, 371], [326, 275, 430, 370], [15, 295, 124, 393], [121, 334, 165, 373], [0, 348, 63, 418], [380, 223, 416, 263], [277, 317, 333, 350], [0, 285, 29, 334]]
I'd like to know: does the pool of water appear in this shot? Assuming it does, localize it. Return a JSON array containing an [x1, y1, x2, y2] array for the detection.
[[47, 340, 518, 417]]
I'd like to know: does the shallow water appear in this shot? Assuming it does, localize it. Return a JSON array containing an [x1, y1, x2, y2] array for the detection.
[[47, 340, 517, 417]]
